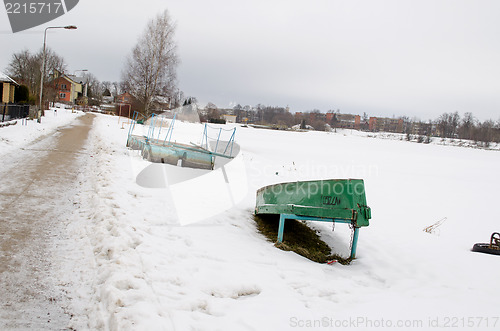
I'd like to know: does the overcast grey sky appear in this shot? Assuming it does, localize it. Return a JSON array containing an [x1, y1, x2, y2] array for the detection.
[[1, 0, 499, 120]]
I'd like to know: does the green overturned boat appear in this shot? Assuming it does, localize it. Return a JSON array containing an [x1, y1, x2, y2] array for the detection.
[[255, 179, 371, 259]]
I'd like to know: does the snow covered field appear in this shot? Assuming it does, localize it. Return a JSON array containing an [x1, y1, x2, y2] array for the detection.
[[2, 110, 500, 330]]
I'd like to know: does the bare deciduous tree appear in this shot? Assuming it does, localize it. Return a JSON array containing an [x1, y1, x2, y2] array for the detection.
[[122, 9, 179, 116], [83, 72, 103, 105], [458, 112, 476, 140], [119, 81, 131, 95], [437, 111, 460, 138], [7, 49, 37, 93], [6, 48, 66, 101], [205, 102, 220, 120], [112, 81, 119, 97]]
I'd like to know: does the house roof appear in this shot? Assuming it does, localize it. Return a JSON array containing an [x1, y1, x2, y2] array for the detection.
[[0, 71, 19, 85], [57, 74, 80, 85], [51, 70, 87, 85], [66, 74, 88, 85]]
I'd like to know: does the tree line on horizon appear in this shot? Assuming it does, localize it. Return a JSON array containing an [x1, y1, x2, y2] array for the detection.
[[201, 103, 500, 146]]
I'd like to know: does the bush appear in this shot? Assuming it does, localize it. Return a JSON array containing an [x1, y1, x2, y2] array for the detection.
[[209, 118, 226, 124], [14, 85, 30, 103]]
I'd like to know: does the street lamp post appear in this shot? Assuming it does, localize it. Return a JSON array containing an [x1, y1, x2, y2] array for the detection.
[[38, 25, 77, 123]]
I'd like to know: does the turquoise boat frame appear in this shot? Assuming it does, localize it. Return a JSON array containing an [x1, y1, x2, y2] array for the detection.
[[126, 111, 236, 169]]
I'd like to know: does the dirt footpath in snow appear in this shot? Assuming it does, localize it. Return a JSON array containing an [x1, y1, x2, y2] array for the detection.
[[0, 113, 95, 330]]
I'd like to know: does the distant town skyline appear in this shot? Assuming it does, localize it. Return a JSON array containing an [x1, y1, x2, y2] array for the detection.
[[1, 0, 499, 121]]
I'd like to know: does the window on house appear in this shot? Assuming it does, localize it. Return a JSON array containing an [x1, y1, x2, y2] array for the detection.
[[59, 93, 66, 99], [61, 84, 67, 90]]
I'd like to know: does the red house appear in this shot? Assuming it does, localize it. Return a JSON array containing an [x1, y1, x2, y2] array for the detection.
[[51, 71, 87, 105]]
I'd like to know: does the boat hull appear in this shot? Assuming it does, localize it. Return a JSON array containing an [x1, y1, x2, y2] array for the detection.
[[472, 243, 500, 256], [255, 179, 371, 227]]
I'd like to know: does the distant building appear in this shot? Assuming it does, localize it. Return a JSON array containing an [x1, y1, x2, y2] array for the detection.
[[115, 92, 139, 117], [51, 71, 87, 105], [407, 121, 436, 136], [219, 108, 233, 115], [153, 96, 172, 111], [369, 117, 404, 133], [223, 114, 237, 123], [295, 111, 326, 122], [102, 96, 114, 104], [334, 113, 361, 130], [115, 92, 135, 104]]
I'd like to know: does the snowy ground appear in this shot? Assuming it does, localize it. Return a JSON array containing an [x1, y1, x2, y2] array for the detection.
[[2, 109, 500, 330], [0, 108, 84, 156]]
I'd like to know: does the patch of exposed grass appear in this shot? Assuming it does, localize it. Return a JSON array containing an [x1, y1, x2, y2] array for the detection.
[[254, 214, 352, 265]]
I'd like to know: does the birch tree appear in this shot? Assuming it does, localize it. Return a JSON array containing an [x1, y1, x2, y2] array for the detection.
[[122, 9, 178, 116]]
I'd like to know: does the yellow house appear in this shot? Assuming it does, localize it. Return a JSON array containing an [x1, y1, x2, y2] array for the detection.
[[0, 71, 18, 104]]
